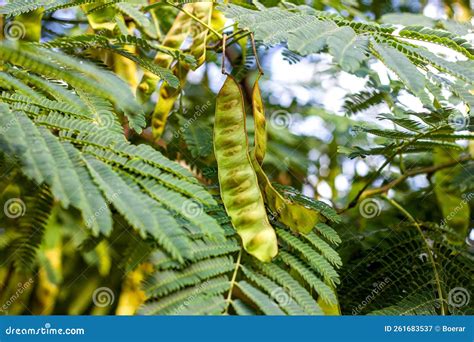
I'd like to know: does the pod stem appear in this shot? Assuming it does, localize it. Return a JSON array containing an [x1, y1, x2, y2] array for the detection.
[[221, 34, 230, 76], [250, 32, 264, 75]]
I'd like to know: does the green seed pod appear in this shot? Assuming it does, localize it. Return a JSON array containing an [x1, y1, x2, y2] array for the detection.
[[136, 8, 190, 103], [251, 158, 319, 234], [214, 76, 278, 262], [151, 2, 213, 139], [251, 77, 320, 234], [252, 74, 267, 164]]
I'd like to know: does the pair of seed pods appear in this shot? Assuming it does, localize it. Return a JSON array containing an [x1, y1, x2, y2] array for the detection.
[[137, 3, 214, 138], [214, 74, 321, 262], [151, 3, 212, 138]]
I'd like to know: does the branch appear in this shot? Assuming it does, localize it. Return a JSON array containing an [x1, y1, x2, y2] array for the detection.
[[360, 155, 472, 199], [207, 31, 252, 51], [342, 125, 453, 212]]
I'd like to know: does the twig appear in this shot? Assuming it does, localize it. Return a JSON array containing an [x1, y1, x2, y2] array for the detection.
[[360, 156, 472, 199], [224, 249, 242, 314], [342, 125, 449, 212], [156, 1, 223, 40], [250, 32, 264, 74], [225, 29, 246, 42], [44, 17, 90, 24], [207, 31, 252, 51], [381, 195, 446, 315], [221, 34, 229, 75]]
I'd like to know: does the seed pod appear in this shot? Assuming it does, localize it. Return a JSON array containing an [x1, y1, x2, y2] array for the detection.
[[251, 77, 319, 234], [136, 8, 190, 103], [210, 7, 226, 36], [151, 2, 213, 138], [251, 159, 319, 234], [252, 74, 267, 164], [214, 76, 278, 262]]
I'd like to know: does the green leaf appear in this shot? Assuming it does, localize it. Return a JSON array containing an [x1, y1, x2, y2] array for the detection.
[[370, 40, 432, 108], [0, 41, 146, 132], [115, 3, 158, 39], [223, 4, 367, 72], [399, 25, 474, 59], [237, 280, 286, 315], [144, 256, 234, 297], [84, 156, 190, 262]]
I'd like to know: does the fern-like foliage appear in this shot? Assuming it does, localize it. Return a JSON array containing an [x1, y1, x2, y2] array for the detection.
[[115, 2, 158, 39], [338, 226, 473, 315], [0, 41, 224, 268], [342, 108, 473, 159], [380, 13, 472, 36], [9, 186, 54, 272], [4, 0, 469, 318], [139, 194, 342, 315], [0, 21, 343, 314], [343, 90, 387, 116], [0, 0, 130, 17], [222, 1, 474, 114], [223, 2, 370, 73], [40, 34, 181, 88], [0, 41, 146, 131]]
